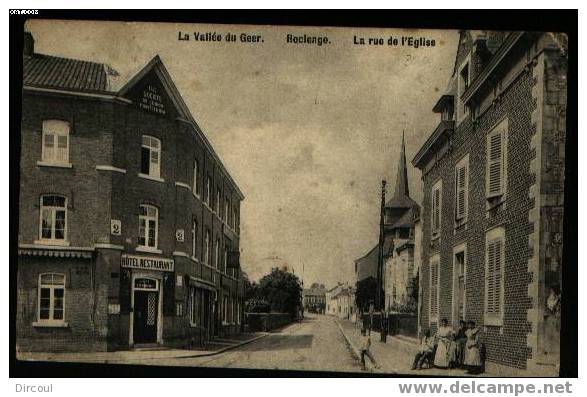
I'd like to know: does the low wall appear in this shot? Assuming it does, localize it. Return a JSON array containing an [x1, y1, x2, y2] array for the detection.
[[245, 313, 292, 332], [360, 312, 418, 337]]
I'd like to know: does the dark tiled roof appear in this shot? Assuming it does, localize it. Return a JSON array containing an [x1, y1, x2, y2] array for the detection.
[[355, 245, 379, 281], [23, 54, 115, 93]]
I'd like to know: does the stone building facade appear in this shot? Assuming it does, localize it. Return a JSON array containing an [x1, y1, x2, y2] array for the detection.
[[17, 32, 245, 352], [412, 31, 566, 374]]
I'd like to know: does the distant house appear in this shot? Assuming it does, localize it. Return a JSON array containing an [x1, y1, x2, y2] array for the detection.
[[326, 283, 356, 321], [303, 283, 326, 314]]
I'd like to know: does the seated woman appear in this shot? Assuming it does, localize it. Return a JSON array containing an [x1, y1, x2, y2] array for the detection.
[[464, 320, 483, 375], [434, 318, 455, 369], [411, 329, 435, 370]]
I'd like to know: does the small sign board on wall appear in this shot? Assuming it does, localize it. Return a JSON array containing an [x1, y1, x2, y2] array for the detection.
[[176, 229, 185, 242], [111, 219, 122, 235]]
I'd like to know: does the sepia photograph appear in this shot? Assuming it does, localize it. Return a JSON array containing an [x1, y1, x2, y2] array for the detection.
[[12, 13, 574, 379]]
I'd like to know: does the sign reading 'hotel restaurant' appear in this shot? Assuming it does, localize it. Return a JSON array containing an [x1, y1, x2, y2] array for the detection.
[[120, 254, 174, 272]]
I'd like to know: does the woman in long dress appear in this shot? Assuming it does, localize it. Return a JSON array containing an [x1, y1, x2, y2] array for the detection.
[[464, 320, 483, 375], [434, 318, 455, 368]]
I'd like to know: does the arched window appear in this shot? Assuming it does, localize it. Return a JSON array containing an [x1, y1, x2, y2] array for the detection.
[[141, 135, 161, 177], [38, 273, 66, 322], [42, 120, 70, 165], [39, 194, 67, 243], [138, 204, 158, 249]]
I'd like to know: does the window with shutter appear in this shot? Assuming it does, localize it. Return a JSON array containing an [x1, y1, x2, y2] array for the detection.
[[486, 121, 508, 200], [485, 227, 505, 326], [455, 156, 469, 222]]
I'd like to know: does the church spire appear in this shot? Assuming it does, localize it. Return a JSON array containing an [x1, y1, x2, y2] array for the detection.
[[393, 131, 410, 199]]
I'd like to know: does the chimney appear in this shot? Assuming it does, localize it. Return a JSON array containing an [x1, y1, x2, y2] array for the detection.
[[23, 31, 35, 56]]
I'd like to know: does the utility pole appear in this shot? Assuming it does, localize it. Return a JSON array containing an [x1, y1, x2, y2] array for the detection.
[[377, 179, 387, 312]]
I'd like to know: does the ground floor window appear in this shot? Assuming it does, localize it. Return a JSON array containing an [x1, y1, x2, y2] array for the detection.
[[38, 273, 65, 322], [223, 295, 229, 324]]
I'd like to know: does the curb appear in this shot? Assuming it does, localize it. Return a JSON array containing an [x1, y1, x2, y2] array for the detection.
[[334, 320, 361, 361], [177, 333, 270, 359]]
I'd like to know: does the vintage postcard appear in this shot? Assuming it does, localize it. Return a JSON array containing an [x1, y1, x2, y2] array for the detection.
[[15, 18, 569, 377]]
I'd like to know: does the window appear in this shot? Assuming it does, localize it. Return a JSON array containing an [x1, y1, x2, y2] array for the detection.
[[191, 219, 197, 258], [215, 239, 220, 269], [485, 227, 505, 326], [138, 204, 158, 249], [457, 57, 471, 123], [204, 229, 210, 264], [429, 258, 439, 322], [455, 155, 469, 222], [431, 180, 442, 236], [141, 135, 161, 177], [215, 188, 221, 214], [460, 62, 470, 90], [236, 300, 241, 324], [38, 273, 65, 323], [39, 195, 67, 244], [41, 120, 70, 165], [224, 246, 228, 274], [193, 159, 199, 195], [486, 120, 508, 200], [233, 207, 237, 230], [225, 198, 230, 223], [175, 302, 184, 317], [206, 176, 211, 206]]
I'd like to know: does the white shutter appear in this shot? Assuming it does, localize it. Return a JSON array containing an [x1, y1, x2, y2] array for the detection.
[[487, 131, 504, 197], [456, 164, 467, 220]]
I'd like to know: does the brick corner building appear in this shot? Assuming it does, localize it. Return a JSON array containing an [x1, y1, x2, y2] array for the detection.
[[412, 31, 567, 375], [17, 32, 246, 352]]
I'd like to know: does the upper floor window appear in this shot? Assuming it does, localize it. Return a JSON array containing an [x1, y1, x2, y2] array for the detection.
[[224, 198, 230, 223], [485, 227, 505, 326], [191, 219, 197, 258], [42, 120, 70, 165], [455, 155, 469, 223], [38, 273, 65, 323], [193, 159, 199, 195], [141, 136, 161, 177], [457, 57, 471, 123], [39, 195, 67, 244], [138, 204, 158, 249], [224, 246, 228, 275], [215, 188, 221, 214], [215, 238, 220, 269], [206, 176, 212, 206], [431, 180, 442, 237], [486, 120, 508, 200], [204, 229, 210, 264], [233, 207, 237, 230]]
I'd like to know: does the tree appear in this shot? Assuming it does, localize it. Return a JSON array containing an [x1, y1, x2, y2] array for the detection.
[[355, 276, 379, 313], [258, 268, 302, 317]]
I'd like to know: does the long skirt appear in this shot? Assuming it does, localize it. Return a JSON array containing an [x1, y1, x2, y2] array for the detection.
[[434, 339, 454, 368], [464, 343, 482, 367]]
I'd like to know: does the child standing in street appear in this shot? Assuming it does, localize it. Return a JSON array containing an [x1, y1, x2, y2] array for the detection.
[[360, 327, 380, 371]]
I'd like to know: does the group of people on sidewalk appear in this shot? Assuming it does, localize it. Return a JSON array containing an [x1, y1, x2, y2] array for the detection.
[[411, 318, 483, 375]]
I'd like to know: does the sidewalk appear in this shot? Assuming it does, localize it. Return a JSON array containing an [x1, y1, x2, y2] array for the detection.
[[336, 318, 472, 376], [18, 332, 267, 364]]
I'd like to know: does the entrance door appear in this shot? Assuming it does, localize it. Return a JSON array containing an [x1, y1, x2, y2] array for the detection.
[[133, 278, 159, 344]]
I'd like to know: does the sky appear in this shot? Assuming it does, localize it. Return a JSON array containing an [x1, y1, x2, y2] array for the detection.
[[26, 20, 459, 288]]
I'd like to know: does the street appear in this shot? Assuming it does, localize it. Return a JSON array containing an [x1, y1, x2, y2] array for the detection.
[[170, 314, 360, 372]]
